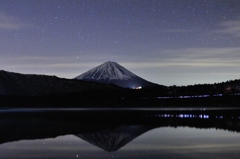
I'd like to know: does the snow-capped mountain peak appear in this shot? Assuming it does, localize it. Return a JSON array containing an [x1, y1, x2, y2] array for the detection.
[[75, 61, 137, 81], [75, 61, 159, 88]]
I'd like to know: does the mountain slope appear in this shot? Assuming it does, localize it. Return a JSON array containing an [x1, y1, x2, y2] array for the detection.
[[75, 61, 160, 88], [0, 70, 120, 96]]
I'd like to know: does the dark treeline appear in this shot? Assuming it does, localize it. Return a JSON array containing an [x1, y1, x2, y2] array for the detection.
[[167, 79, 240, 97], [0, 79, 240, 108]]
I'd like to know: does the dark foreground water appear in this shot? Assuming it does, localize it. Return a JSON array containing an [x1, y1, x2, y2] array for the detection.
[[0, 108, 240, 159]]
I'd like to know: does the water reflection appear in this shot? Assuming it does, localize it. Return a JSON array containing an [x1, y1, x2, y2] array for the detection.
[[0, 109, 240, 158], [76, 125, 153, 152]]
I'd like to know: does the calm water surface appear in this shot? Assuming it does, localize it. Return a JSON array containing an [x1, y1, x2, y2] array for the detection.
[[0, 108, 240, 159]]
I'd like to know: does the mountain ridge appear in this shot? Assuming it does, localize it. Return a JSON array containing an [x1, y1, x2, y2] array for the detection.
[[0, 70, 121, 96]]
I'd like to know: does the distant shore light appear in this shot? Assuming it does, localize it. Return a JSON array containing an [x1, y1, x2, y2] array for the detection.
[[132, 86, 142, 89]]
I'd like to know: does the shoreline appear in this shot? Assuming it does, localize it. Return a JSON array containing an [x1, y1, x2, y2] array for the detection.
[[1, 107, 240, 112]]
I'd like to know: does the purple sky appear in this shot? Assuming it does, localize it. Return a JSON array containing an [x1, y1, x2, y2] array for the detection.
[[0, 0, 240, 86]]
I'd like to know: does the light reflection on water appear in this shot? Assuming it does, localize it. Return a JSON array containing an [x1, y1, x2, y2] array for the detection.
[[0, 109, 240, 159]]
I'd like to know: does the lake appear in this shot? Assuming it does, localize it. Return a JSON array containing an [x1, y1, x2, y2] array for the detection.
[[0, 108, 240, 159]]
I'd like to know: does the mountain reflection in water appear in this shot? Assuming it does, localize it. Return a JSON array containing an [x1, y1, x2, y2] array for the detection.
[[0, 109, 240, 158]]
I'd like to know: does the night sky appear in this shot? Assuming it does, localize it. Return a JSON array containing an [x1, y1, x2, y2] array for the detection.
[[0, 0, 240, 86]]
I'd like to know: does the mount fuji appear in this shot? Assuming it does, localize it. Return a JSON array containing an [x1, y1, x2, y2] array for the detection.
[[75, 61, 160, 88]]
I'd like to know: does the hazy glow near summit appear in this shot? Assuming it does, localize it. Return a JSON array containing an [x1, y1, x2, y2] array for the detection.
[[0, 0, 240, 86]]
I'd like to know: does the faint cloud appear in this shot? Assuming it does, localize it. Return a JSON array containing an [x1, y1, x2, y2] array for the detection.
[[163, 29, 195, 33], [1, 46, 240, 81], [0, 12, 31, 30], [122, 47, 240, 69], [0, 56, 101, 69], [162, 47, 240, 60], [0, 55, 103, 78], [2, 47, 240, 71], [214, 18, 240, 38]]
